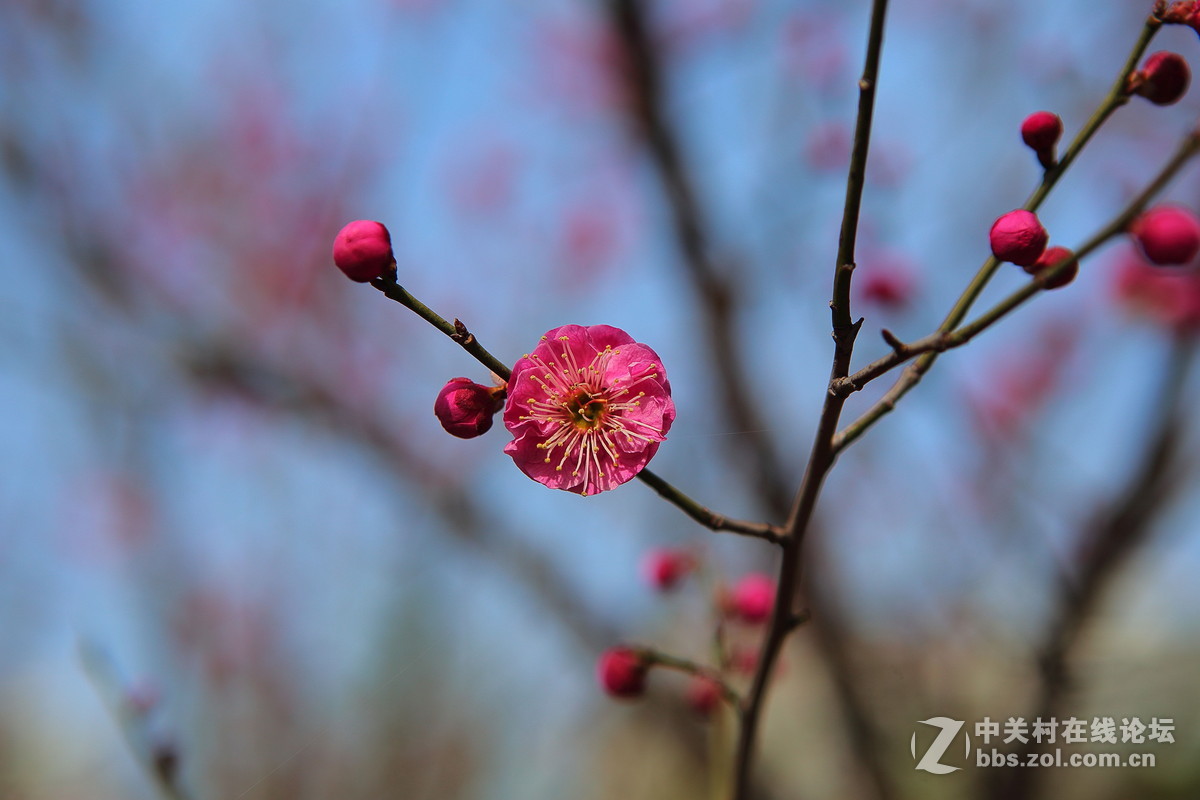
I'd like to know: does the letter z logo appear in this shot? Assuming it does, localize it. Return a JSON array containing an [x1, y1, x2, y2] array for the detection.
[[911, 717, 970, 774]]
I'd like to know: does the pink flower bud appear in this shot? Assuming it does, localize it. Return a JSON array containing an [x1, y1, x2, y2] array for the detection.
[[1130, 205, 1200, 266], [641, 548, 694, 591], [1024, 245, 1079, 290], [434, 378, 503, 438], [989, 210, 1049, 267], [729, 573, 775, 625], [597, 647, 647, 698], [685, 675, 722, 716], [333, 220, 395, 282], [1020, 111, 1062, 165], [1134, 51, 1190, 105]]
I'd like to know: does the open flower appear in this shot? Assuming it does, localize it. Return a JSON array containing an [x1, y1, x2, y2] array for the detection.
[[503, 324, 675, 496]]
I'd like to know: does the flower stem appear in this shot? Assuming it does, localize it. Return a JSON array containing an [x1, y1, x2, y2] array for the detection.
[[371, 276, 512, 381]]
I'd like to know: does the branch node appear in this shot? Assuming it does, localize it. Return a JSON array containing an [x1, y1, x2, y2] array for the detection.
[[788, 609, 812, 631], [880, 327, 906, 353], [451, 319, 474, 346]]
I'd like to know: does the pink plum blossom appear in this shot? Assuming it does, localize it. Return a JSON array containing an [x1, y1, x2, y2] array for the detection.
[[503, 325, 675, 496]]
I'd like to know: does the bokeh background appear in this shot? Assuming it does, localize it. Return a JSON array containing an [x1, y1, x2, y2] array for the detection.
[[4, 0, 1200, 798]]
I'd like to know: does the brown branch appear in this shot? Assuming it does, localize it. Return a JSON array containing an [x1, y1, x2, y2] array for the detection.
[[371, 277, 512, 381], [731, 1, 891, 798], [830, 13, 1165, 453], [829, 123, 1200, 444], [637, 468, 786, 544]]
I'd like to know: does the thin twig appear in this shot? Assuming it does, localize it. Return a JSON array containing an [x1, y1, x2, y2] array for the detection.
[[730, 1, 891, 797], [829, 125, 1200, 444], [831, 14, 1164, 453], [639, 647, 743, 707], [638, 468, 786, 543], [371, 276, 512, 381]]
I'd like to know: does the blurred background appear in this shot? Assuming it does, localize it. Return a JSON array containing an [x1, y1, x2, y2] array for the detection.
[[3, 0, 1200, 798]]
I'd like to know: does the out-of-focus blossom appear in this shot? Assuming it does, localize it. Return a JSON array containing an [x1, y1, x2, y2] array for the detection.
[[641, 548, 695, 591], [804, 122, 851, 173], [727, 573, 775, 624], [685, 674, 722, 715], [856, 253, 919, 310], [1112, 244, 1200, 332], [963, 321, 1079, 441], [1129, 205, 1200, 266], [597, 647, 647, 698]]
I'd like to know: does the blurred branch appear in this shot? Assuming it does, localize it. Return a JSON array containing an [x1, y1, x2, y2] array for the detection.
[[604, 0, 792, 518], [79, 640, 192, 800], [179, 343, 622, 652], [639, 647, 742, 707], [988, 332, 1197, 800], [804, 568, 899, 800]]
